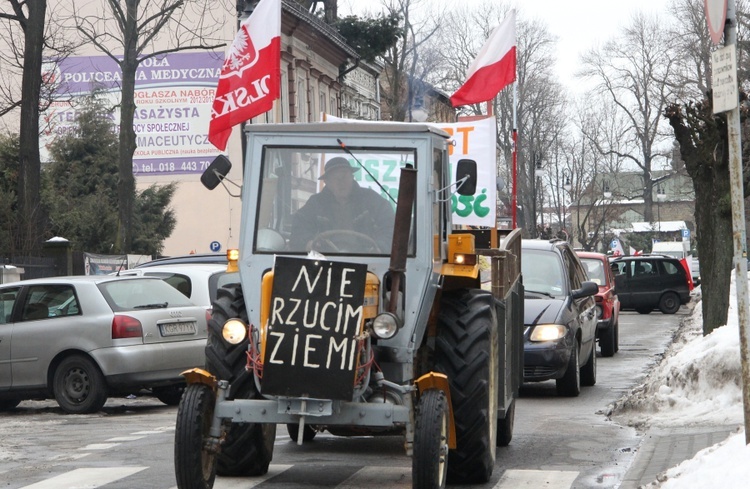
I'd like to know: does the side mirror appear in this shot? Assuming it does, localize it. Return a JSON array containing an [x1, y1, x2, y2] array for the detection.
[[201, 155, 232, 190], [572, 280, 598, 299], [455, 159, 477, 196]]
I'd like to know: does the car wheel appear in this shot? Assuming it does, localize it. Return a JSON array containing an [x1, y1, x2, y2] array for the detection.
[[556, 343, 580, 397], [434, 289, 498, 483], [53, 355, 108, 414], [600, 322, 616, 358], [580, 343, 596, 387], [614, 320, 620, 353], [174, 383, 217, 489], [496, 399, 515, 447], [659, 292, 681, 314], [153, 385, 185, 406], [413, 388, 449, 489]]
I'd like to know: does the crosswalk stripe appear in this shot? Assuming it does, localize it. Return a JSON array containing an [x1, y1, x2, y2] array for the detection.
[[78, 443, 120, 450], [20, 467, 147, 489], [106, 436, 146, 442], [338, 466, 411, 488], [494, 469, 579, 488]]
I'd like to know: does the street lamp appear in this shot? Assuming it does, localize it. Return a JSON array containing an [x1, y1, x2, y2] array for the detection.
[[533, 158, 545, 235], [562, 170, 572, 236], [656, 184, 666, 233]]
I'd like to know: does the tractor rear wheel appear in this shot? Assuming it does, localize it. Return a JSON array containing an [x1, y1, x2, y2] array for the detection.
[[413, 389, 449, 489], [434, 289, 499, 484], [208, 284, 276, 476]]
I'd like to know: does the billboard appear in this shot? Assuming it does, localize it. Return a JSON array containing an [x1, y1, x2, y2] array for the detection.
[[41, 52, 224, 175]]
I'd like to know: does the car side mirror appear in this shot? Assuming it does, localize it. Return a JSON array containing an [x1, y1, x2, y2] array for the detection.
[[201, 155, 232, 190], [572, 280, 598, 299], [455, 159, 477, 196]]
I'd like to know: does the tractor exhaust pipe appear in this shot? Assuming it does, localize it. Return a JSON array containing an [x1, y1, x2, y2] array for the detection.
[[388, 165, 417, 314]]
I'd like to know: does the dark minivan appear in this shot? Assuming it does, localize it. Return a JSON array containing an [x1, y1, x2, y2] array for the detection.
[[610, 255, 691, 314]]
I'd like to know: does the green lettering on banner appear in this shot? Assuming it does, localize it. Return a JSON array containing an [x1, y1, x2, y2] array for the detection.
[[451, 187, 490, 219]]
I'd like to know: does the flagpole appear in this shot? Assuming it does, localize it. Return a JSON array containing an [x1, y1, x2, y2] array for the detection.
[[511, 81, 518, 229]]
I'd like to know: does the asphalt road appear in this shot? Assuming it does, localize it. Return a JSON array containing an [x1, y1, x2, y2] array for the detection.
[[0, 307, 689, 489]]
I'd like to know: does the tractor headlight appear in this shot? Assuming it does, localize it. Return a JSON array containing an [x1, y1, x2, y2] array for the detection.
[[372, 312, 401, 339], [529, 324, 567, 342], [222, 319, 247, 344]]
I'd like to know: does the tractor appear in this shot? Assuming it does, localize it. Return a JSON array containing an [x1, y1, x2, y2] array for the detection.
[[174, 121, 523, 489]]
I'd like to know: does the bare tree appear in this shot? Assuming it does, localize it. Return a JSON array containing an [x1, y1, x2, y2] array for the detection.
[[0, 1, 48, 255], [579, 12, 679, 223], [379, 0, 444, 122], [69, 0, 227, 253]]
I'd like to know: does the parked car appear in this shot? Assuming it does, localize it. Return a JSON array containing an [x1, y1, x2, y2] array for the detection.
[[577, 251, 620, 357], [0, 276, 209, 413], [521, 239, 599, 397], [135, 253, 228, 268], [117, 263, 238, 308], [610, 254, 691, 314]]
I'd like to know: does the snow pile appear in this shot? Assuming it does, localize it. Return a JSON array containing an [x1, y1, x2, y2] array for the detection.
[[612, 275, 750, 487]]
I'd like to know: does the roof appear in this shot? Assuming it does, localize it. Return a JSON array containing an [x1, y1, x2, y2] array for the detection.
[[0, 275, 159, 287], [135, 254, 228, 268], [246, 121, 451, 138]]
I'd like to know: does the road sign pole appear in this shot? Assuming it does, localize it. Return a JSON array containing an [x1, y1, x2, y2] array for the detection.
[[722, 1, 750, 445]]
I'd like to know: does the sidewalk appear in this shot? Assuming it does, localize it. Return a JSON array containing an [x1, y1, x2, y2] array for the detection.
[[619, 425, 739, 488]]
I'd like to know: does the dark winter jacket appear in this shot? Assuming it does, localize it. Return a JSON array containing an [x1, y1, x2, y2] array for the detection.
[[290, 184, 395, 253]]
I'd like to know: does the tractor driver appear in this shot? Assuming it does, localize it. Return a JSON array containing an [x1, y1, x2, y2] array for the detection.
[[290, 156, 395, 253]]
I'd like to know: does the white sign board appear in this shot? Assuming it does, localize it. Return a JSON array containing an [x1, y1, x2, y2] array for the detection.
[[711, 44, 738, 114]]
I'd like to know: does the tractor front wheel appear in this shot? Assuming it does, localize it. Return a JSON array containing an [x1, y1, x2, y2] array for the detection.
[[413, 389, 449, 489], [174, 384, 217, 489]]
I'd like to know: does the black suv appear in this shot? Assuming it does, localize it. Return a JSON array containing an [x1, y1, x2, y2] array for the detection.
[[610, 254, 691, 314], [521, 239, 599, 397]]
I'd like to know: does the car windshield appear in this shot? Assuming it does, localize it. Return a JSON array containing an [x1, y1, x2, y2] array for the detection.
[[99, 278, 194, 312], [522, 250, 565, 297], [254, 146, 416, 256], [581, 258, 606, 285]]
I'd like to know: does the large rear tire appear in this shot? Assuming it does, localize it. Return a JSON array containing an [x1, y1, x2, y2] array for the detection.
[[174, 384, 217, 489], [434, 289, 498, 484], [413, 389, 449, 489], [208, 284, 275, 476]]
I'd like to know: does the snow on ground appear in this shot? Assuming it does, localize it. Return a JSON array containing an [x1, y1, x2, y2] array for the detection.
[[611, 274, 750, 487]]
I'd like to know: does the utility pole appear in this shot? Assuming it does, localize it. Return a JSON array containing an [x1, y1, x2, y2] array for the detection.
[[711, 0, 750, 444]]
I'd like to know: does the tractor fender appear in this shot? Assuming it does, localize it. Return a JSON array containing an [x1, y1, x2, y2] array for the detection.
[[181, 368, 218, 390], [415, 372, 457, 449]]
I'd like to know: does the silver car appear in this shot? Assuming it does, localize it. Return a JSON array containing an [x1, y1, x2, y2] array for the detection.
[[116, 263, 239, 308], [0, 275, 209, 414]]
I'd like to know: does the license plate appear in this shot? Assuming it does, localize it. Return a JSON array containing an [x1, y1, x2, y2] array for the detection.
[[160, 321, 197, 337]]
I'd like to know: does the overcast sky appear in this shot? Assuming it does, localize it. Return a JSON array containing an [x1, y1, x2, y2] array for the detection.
[[339, 0, 675, 90]]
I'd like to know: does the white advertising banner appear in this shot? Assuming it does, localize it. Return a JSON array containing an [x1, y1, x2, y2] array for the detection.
[[323, 115, 497, 227]]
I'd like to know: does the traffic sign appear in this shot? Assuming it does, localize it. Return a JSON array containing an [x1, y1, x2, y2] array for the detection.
[[711, 44, 738, 114], [210, 241, 221, 252], [682, 228, 691, 239], [705, 0, 728, 45]]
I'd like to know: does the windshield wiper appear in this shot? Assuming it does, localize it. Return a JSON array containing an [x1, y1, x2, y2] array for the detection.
[[525, 289, 554, 298], [134, 302, 168, 309]]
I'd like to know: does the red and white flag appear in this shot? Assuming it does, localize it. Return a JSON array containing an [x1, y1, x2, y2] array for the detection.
[[208, 0, 281, 151], [450, 10, 516, 107]]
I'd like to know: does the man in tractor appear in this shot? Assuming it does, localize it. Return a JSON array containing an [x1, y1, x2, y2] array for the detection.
[[290, 156, 395, 253]]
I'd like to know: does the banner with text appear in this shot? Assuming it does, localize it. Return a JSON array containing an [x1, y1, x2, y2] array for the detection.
[[41, 52, 224, 175], [323, 115, 497, 226], [261, 257, 367, 400]]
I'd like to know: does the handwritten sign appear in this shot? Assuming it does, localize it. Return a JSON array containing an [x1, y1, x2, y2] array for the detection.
[[261, 257, 367, 400]]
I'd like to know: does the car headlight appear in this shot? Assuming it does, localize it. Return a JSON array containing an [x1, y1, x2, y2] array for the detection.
[[529, 324, 567, 342], [222, 319, 247, 344], [372, 312, 401, 339]]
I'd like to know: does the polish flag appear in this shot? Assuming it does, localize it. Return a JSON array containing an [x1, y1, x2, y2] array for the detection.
[[208, 0, 281, 151], [450, 10, 516, 107]]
